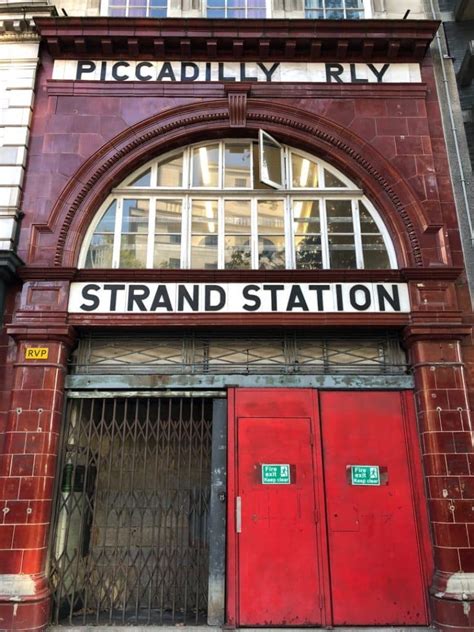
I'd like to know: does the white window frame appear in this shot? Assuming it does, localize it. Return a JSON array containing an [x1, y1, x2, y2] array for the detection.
[[100, 0, 168, 17], [80, 137, 397, 271]]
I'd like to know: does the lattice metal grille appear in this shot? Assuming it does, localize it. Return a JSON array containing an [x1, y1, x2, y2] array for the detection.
[[49, 398, 212, 625], [71, 331, 407, 375]]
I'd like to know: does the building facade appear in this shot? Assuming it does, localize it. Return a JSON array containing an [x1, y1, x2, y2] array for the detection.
[[0, 3, 474, 632]]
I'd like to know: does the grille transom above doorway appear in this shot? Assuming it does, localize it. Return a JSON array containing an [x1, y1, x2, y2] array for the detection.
[[49, 397, 212, 626], [71, 330, 407, 376]]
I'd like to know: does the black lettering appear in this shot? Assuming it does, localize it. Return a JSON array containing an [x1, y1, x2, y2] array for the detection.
[[335, 284, 344, 311], [157, 62, 176, 82], [136, 61, 153, 81], [218, 62, 235, 82], [76, 61, 96, 80], [286, 286, 309, 311], [263, 284, 284, 311], [350, 63, 368, 84], [240, 62, 258, 82], [205, 62, 212, 82], [80, 284, 100, 311], [103, 284, 125, 311], [100, 61, 107, 81], [377, 284, 400, 311], [349, 284, 371, 311], [242, 285, 261, 311], [309, 284, 331, 311], [181, 62, 199, 82], [112, 62, 130, 81], [257, 62, 279, 82], [325, 63, 344, 84], [368, 63, 390, 83], [127, 285, 150, 311], [177, 284, 199, 311], [205, 285, 226, 311], [150, 285, 173, 311]]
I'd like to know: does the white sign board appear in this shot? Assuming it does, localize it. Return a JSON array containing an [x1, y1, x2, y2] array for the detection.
[[68, 282, 410, 314], [53, 60, 422, 84]]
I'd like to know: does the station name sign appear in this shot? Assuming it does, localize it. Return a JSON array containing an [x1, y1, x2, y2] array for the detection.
[[68, 282, 410, 314], [53, 60, 422, 84]]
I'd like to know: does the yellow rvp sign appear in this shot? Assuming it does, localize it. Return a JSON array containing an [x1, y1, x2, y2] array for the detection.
[[25, 347, 49, 360]]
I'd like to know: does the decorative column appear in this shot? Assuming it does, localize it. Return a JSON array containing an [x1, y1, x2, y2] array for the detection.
[[0, 278, 75, 631], [405, 323, 474, 632]]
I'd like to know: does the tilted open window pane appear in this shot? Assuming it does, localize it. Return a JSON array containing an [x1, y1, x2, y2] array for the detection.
[[80, 138, 397, 271], [259, 130, 284, 189]]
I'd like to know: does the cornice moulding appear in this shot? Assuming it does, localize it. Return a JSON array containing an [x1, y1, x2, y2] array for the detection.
[[34, 17, 441, 63]]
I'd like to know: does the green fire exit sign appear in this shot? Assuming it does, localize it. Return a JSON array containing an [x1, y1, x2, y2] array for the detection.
[[261, 464, 291, 485], [350, 465, 380, 486]]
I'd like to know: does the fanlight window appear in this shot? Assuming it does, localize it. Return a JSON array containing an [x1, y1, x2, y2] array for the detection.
[[80, 136, 397, 271]]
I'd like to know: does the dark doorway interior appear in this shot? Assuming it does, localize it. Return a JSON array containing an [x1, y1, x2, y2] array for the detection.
[[50, 397, 212, 625]]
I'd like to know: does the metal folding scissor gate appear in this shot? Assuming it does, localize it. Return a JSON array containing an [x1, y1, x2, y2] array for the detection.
[[49, 396, 212, 625]]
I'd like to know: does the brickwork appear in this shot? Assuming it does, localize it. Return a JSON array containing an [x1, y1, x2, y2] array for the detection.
[[0, 17, 473, 632], [0, 336, 73, 631]]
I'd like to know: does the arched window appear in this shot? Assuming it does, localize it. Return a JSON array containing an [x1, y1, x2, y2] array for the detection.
[[79, 136, 397, 270]]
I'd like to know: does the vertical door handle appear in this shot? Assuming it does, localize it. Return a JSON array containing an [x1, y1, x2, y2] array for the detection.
[[236, 496, 242, 533]]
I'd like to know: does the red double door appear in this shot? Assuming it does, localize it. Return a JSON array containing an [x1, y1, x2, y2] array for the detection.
[[227, 388, 432, 627]]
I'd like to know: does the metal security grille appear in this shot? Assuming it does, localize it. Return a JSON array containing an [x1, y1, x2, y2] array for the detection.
[[49, 397, 212, 625], [71, 330, 407, 376]]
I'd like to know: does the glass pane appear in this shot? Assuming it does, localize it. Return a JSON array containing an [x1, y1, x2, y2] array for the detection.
[[257, 200, 284, 235], [362, 235, 391, 269], [326, 200, 353, 233], [228, 8, 245, 16], [359, 203, 379, 234], [224, 200, 251, 234], [328, 234, 357, 268], [191, 235, 218, 269], [252, 143, 273, 190], [192, 144, 219, 187], [192, 200, 218, 234], [150, 6, 167, 15], [154, 235, 181, 269], [293, 200, 320, 232], [346, 9, 363, 17], [85, 234, 114, 268], [95, 200, 116, 233], [292, 154, 319, 188], [120, 233, 147, 268], [155, 199, 182, 233], [225, 236, 251, 269], [122, 199, 149, 234], [260, 132, 283, 188], [208, 8, 225, 16], [129, 7, 147, 16], [259, 236, 285, 270], [326, 0, 343, 7], [129, 169, 151, 187], [295, 235, 322, 270], [326, 8, 344, 17], [248, 7, 265, 16], [157, 153, 183, 187], [305, 9, 324, 17], [324, 169, 347, 188], [224, 143, 251, 188]]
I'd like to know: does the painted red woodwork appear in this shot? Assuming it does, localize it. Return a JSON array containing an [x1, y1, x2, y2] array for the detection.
[[227, 388, 330, 627], [237, 416, 321, 626], [320, 390, 429, 625]]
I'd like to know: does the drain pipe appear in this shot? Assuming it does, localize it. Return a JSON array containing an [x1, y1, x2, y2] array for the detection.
[[428, 0, 474, 245]]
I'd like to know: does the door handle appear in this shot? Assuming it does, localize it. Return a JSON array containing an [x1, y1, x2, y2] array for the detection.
[[236, 496, 242, 533]]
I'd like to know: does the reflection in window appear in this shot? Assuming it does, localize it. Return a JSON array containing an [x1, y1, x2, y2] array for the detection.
[[107, 0, 167, 16], [85, 201, 116, 268], [80, 139, 396, 271], [225, 200, 251, 269], [207, 0, 266, 18], [305, 0, 364, 19]]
